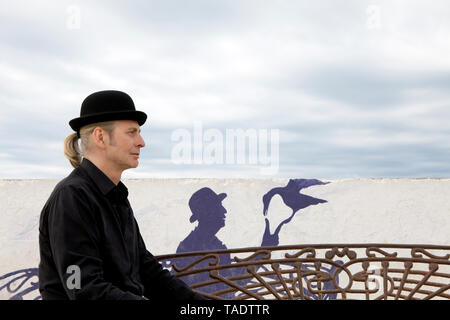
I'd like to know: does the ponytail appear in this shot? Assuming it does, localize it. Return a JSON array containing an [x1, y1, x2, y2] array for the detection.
[[63, 120, 117, 168], [64, 132, 82, 168]]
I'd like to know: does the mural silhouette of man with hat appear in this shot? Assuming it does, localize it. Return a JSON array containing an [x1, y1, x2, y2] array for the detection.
[[177, 187, 230, 257], [38, 90, 205, 300], [176, 187, 240, 298], [174, 181, 331, 298]]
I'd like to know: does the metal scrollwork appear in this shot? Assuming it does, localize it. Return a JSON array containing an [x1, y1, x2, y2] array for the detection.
[[3, 244, 448, 300], [285, 248, 316, 259], [157, 244, 450, 300], [411, 248, 450, 260], [366, 247, 398, 258], [171, 254, 220, 273], [325, 247, 357, 260], [234, 250, 272, 263]]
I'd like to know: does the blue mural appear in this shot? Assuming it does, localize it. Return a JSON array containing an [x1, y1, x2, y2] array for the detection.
[[177, 179, 329, 252], [173, 179, 340, 299], [177, 187, 230, 254], [262, 179, 329, 246], [0, 178, 338, 300], [0, 268, 40, 300]]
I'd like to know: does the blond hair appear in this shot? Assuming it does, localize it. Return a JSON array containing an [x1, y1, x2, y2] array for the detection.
[[63, 121, 117, 168]]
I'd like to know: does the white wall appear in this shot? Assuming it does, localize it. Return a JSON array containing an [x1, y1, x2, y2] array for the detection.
[[1, 178, 449, 299]]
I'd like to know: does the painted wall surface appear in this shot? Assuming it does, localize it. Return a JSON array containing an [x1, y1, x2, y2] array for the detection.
[[1, 178, 449, 299]]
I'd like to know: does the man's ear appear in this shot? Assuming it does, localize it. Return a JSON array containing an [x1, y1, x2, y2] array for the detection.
[[92, 127, 107, 150]]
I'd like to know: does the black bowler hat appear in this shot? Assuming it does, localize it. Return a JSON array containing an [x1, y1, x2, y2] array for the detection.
[[69, 90, 147, 137]]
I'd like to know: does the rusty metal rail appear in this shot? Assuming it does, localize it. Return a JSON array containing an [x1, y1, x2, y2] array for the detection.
[[156, 244, 450, 300]]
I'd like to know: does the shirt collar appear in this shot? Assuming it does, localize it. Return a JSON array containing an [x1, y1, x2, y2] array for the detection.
[[80, 158, 129, 200]]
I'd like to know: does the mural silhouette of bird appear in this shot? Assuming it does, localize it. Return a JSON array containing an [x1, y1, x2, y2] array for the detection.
[[261, 179, 329, 246], [263, 179, 329, 216]]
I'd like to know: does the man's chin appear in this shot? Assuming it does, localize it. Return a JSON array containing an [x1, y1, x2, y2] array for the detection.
[[131, 161, 139, 168], [122, 161, 139, 170]]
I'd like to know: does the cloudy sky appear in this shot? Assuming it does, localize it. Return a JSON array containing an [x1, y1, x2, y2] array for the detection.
[[1, 0, 450, 179]]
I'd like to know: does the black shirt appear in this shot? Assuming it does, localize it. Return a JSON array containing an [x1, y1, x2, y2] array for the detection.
[[38, 158, 204, 300]]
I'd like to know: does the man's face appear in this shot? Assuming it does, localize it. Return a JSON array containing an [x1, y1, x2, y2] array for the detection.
[[104, 120, 146, 170]]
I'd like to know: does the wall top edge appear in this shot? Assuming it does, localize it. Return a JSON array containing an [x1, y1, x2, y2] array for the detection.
[[2, 177, 450, 182]]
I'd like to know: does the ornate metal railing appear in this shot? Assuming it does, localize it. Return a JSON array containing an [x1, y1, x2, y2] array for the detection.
[[156, 244, 450, 300]]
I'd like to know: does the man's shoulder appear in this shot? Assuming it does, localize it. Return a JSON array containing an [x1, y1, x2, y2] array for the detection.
[[44, 168, 93, 206], [40, 168, 94, 227], [53, 168, 89, 193]]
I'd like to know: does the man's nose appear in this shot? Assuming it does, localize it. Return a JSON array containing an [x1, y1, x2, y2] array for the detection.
[[138, 134, 146, 148]]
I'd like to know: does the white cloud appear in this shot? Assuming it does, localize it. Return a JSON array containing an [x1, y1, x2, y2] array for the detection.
[[1, 0, 450, 178]]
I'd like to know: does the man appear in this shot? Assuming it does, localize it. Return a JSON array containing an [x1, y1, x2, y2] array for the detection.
[[38, 90, 205, 300]]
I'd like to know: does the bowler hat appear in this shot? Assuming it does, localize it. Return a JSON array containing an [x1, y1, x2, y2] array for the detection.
[[188, 187, 227, 223], [69, 90, 147, 137]]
